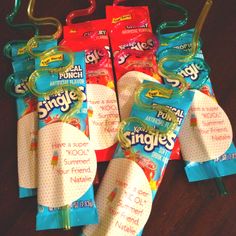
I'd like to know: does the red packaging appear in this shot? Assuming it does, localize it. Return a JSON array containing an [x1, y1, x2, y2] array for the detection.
[[106, 5, 161, 81], [114, 42, 159, 79], [60, 19, 120, 162]]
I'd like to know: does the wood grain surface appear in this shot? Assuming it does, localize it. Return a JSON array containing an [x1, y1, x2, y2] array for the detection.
[[0, 0, 235, 236]]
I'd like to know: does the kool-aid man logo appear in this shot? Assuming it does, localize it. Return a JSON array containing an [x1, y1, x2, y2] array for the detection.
[[38, 89, 85, 119], [124, 126, 176, 152]]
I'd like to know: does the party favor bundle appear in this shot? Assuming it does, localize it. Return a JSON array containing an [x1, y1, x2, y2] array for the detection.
[[3, 0, 235, 235]]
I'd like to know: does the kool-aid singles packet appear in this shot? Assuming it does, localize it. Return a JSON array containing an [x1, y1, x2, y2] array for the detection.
[[6, 68, 37, 198], [31, 51, 98, 230], [61, 19, 120, 162], [6, 41, 57, 198], [116, 70, 181, 161], [106, 5, 162, 115], [82, 81, 194, 236], [156, 29, 206, 162], [106, 5, 161, 79], [157, 30, 236, 181], [106, 5, 162, 109]]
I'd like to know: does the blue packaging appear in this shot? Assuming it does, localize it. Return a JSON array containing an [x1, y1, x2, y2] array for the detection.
[[34, 51, 98, 230], [82, 81, 194, 236], [157, 28, 202, 58], [157, 30, 236, 182], [8, 40, 57, 198]]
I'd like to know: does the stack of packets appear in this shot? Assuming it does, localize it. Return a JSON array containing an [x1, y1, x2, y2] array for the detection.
[[4, 0, 235, 235]]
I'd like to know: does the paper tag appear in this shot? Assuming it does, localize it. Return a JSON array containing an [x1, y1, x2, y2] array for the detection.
[[83, 158, 152, 236], [117, 71, 157, 120], [18, 111, 38, 188], [87, 84, 120, 150], [180, 90, 233, 162], [38, 122, 97, 207]]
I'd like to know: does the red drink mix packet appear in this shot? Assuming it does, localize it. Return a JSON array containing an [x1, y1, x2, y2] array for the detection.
[[60, 19, 120, 162], [106, 5, 161, 81]]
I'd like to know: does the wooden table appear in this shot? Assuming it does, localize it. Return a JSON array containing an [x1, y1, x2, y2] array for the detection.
[[0, 0, 235, 235]]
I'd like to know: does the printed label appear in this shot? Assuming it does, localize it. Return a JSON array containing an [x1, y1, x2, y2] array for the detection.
[[38, 90, 79, 120], [18, 112, 38, 188], [164, 60, 208, 89], [119, 39, 155, 52], [59, 65, 84, 80], [173, 43, 192, 51], [85, 49, 104, 64], [87, 84, 120, 150], [124, 126, 177, 152], [15, 80, 28, 94], [112, 14, 132, 24], [83, 158, 152, 236], [178, 63, 202, 81], [38, 122, 97, 207], [180, 90, 233, 162], [126, 23, 148, 30], [17, 47, 27, 55], [40, 54, 64, 67], [145, 89, 172, 99]]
